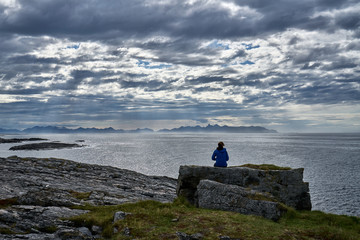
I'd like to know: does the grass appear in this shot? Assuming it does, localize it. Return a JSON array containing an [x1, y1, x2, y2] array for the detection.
[[238, 164, 292, 171], [68, 198, 360, 240]]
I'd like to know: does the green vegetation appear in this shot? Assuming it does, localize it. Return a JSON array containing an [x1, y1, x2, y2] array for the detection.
[[68, 198, 360, 240], [68, 190, 92, 200], [0, 227, 16, 234], [238, 164, 292, 171]]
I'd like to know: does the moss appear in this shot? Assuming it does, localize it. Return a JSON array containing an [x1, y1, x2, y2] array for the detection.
[[68, 190, 92, 200], [248, 192, 278, 202], [239, 164, 292, 171], [0, 227, 16, 234]]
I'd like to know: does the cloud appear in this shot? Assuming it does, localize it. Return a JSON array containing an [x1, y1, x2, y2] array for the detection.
[[0, 0, 359, 132]]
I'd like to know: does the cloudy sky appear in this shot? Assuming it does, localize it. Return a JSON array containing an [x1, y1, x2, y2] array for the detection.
[[0, 0, 359, 132]]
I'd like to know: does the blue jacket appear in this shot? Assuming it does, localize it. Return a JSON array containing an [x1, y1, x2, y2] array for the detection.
[[212, 148, 229, 167]]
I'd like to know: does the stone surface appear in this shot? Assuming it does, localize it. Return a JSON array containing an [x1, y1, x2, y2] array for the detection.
[[197, 180, 286, 221], [177, 165, 311, 210], [0, 156, 177, 239], [176, 231, 204, 240], [113, 211, 131, 222]]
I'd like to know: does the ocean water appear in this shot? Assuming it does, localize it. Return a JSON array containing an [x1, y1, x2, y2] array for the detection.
[[1, 132, 359, 217]]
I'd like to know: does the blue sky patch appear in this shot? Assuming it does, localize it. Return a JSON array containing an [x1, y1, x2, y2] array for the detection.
[[137, 60, 171, 69], [66, 43, 80, 49], [240, 60, 255, 65], [208, 40, 230, 50], [242, 43, 260, 50]]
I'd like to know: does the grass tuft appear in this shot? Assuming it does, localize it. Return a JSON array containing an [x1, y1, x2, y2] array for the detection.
[[239, 164, 292, 171]]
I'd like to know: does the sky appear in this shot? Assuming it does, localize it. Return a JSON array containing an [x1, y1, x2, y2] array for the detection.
[[0, 0, 359, 132]]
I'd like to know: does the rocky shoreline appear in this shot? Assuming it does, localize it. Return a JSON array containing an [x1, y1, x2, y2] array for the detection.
[[0, 156, 177, 239]]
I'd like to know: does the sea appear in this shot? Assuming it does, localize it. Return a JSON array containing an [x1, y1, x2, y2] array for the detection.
[[0, 132, 359, 217]]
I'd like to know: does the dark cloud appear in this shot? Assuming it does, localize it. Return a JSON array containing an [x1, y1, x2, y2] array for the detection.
[[335, 11, 360, 30], [9, 55, 59, 64], [291, 44, 341, 64], [322, 58, 357, 70], [0, 0, 354, 41]]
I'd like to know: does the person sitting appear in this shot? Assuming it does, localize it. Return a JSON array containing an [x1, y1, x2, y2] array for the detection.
[[212, 141, 229, 167]]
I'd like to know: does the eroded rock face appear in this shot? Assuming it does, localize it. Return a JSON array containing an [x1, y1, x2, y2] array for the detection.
[[197, 180, 286, 221], [177, 165, 311, 211]]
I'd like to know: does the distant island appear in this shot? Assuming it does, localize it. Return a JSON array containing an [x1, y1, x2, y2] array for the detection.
[[0, 124, 277, 134]]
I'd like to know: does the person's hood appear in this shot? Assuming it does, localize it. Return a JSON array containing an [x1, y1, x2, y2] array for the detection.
[[217, 148, 226, 153]]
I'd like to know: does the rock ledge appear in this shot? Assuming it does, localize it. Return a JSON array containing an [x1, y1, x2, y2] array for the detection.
[[0, 156, 177, 239]]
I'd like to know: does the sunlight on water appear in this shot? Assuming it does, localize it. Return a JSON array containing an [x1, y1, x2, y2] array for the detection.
[[1, 132, 359, 217]]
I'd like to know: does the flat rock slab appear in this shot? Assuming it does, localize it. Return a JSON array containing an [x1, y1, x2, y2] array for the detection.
[[9, 142, 83, 151], [0, 156, 177, 239], [197, 180, 286, 221]]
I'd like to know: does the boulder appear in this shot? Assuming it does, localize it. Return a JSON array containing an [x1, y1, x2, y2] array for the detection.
[[197, 180, 286, 221], [177, 165, 311, 211]]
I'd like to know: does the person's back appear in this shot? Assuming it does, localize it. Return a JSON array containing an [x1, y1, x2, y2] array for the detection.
[[212, 141, 229, 167]]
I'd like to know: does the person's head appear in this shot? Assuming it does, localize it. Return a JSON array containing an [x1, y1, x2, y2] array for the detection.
[[217, 141, 225, 150]]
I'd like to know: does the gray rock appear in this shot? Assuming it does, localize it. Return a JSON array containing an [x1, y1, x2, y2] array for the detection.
[[123, 227, 131, 236], [113, 211, 130, 222], [0, 209, 19, 223], [78, 227, 92, 237], [177, 165, 311, 210], [176, 231, 204, 240], [91, 225, 102, 234], [55, 227, 93, 240], [0, 156, 177, 239], [219, 236, 242, 240], [197, 180, 286, 221]]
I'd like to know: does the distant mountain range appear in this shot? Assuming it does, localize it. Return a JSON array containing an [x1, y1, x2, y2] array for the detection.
[[159, 124, 277, 133], [0, 124, 277, 134]]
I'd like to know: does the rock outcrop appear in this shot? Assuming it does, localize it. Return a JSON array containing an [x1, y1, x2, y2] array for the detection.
[[0, 137, 47, 143], [9, 142, 83, 151], [177, 165, 311, 220], [0, 156, 177, 239]]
